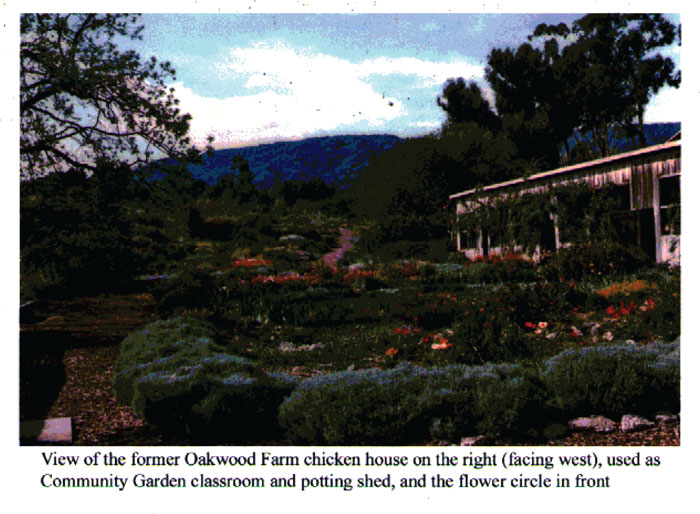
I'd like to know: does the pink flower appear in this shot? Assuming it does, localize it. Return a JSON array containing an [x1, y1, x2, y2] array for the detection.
[[569, 326, 583, 337]]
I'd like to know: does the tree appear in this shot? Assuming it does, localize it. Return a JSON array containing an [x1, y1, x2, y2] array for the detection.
[[20, 14, 204, 179], [530, 14, 680, 155], [436, 78, 500, 131], [486, 39, 579, 168], [231, 156, 257, 202]]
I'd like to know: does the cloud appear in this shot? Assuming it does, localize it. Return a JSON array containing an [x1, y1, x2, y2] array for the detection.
[[645, 85, 682, 123], [411, 121, 442, 129], [175, 41, 482, 148], [355, 56, 483, 87]]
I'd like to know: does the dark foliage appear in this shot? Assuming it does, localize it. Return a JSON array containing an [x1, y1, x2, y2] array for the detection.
[[540, 241, 652, 282], [21, 167, 144, 299]]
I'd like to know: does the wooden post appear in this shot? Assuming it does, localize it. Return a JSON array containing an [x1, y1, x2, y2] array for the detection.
[[652, 163, 662, 263]]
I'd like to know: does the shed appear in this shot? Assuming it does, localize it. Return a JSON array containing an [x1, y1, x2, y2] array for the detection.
[[449, 138, 680, 264]]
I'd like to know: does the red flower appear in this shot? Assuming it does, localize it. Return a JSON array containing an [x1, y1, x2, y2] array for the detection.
[[619, 301, 637, 316], [646, 298, 657, 310], [524, 322, 537, 329]]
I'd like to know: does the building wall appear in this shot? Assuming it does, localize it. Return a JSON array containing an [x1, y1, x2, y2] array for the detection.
[[453, 143, 681, 264]]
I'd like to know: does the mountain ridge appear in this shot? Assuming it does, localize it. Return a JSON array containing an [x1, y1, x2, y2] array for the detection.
[[154, 123, 679, 189], [186, 134, 403, 189]]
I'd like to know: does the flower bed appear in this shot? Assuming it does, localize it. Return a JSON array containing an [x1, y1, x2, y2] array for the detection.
[[125, 214, 680, 445], [113, 317, 678, 445]]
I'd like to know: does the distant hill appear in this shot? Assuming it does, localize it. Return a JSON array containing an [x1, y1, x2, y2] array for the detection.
[[566, 122, 680, 157], [183, 134, 402, 189], [150, 124, 679, 190], [617, 122, 680, 150]]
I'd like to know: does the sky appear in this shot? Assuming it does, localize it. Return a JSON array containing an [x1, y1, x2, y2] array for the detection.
[[114, 12, 682, 150]]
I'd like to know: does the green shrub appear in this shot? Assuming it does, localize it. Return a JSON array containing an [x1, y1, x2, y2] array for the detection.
[[114, 317, 225, 404], [462, 254, 538, 284], [151, 269, 217, 316], [278, 364, 438, 445], [468, 368, 552, 440], [541, 241, 652, 281], [134, 366, 298, 443], [495, 280, 583, 326], [278, 361, 549, 445], [114, 317, 299, 443], [615, 274, 680, 343], [543, 340, 680, 419]]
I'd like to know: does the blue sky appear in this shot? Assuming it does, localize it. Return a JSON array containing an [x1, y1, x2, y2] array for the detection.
[[113, 12, 682, 150]]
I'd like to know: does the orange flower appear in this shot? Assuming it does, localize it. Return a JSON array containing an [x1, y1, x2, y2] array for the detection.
[[385, 347, 399, 356]]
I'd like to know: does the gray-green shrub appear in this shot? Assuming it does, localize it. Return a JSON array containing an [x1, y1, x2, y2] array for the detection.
[[114, 317, 299, 443], [543, 340, 680, 419], [277, 361, 546, 445]]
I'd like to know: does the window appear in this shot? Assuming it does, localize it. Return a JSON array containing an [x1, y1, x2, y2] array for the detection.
[[659, 176, 680, 207], [659, 176, 680, 235]]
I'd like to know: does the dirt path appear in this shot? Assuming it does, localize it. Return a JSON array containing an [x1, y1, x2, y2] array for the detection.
[[321, 227, 357, 270], [20, 292, 170, 444]]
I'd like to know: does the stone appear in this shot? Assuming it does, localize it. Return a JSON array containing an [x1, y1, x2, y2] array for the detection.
[[278, 341, 324, 353], [20, 417, 72, 444], [655, 413, 680, 425], [460, 435, 491, 446], [279, 234, 305, 242], [568, 415, 617, 433], [620, 414, 654, 432]]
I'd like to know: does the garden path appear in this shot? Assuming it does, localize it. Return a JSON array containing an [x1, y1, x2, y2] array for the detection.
[[20, 292, 169, 444], [321, 227, 357, 271]]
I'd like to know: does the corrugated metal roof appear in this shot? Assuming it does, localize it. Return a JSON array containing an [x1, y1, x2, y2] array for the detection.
[[449, 139, 681, 200]]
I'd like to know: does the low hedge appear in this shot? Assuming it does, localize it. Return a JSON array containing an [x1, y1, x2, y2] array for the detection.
[[543, 339, 679, 419], [540, 241, 652, 282], [113, 317, 299, 444], [279, 341, 679, 445], [278, 362, 548, 445], [114, 318, 679, 444]]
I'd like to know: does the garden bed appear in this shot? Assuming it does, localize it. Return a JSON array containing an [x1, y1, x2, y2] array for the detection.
[[22, 214, 681, 446]]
